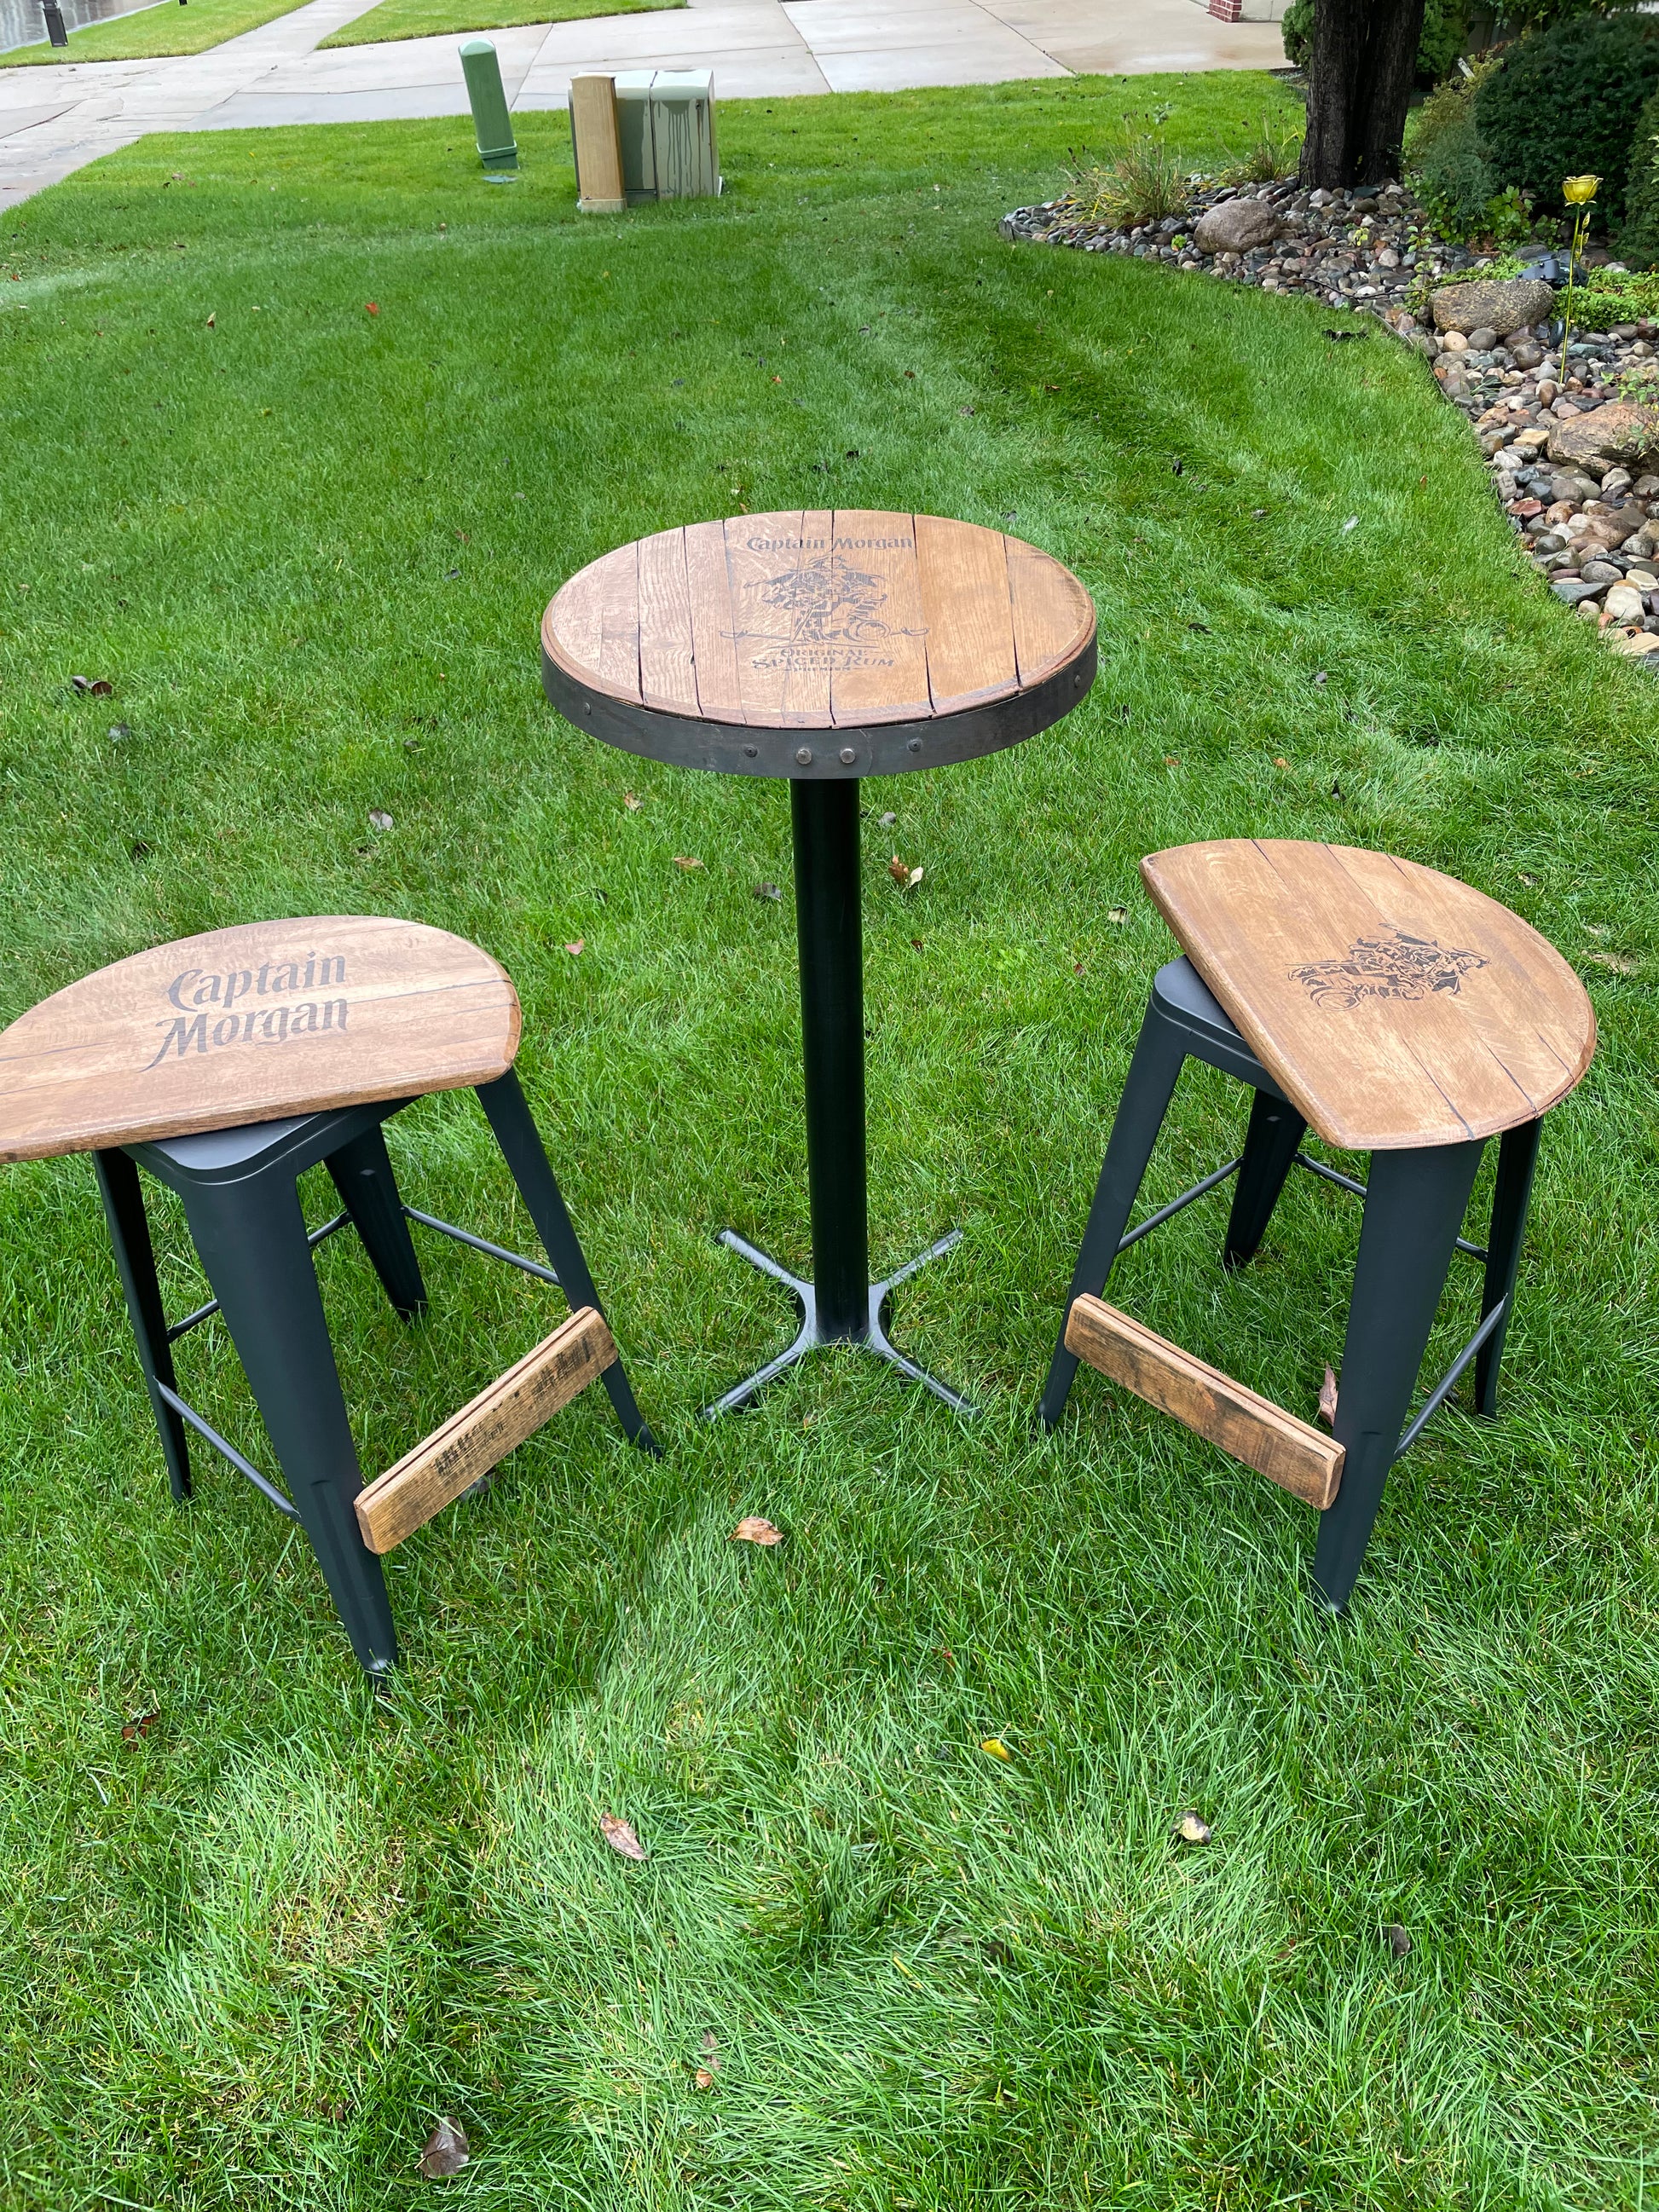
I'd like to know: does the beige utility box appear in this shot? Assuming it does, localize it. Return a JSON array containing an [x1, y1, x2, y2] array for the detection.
[[571, 69, 720, 210]]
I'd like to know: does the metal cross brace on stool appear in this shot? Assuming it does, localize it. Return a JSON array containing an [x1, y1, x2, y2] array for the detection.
[[142, 1181, 590, 1522]]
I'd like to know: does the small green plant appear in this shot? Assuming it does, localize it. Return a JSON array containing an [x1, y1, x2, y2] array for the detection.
[[1061, 130, 1190, 228], [1616, 360, 1659, 401], [1581, 268, 1659, 317], [1222, 112, 1304, 185]]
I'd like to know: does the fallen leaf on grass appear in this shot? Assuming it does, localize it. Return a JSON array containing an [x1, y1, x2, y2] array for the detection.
[[368, 809, 393, 832], [887, 856, 923, 890], [1586, 950, 1637, 973], [980, 1738, 1010, 1761], [71, 675, 113, 696], [365, 301, 380, 316], [623, 791, 643, 811], [673, 855, 703, 870], [563, 939, 584, 956], [418, 2117, 469, 2179], [120, 1710, 158, 1741], [733, 1516, 784, 1546], [753, 881, 781, 903], [1107, 906, 1127, 926], [205, 313, 215, 328], [600, 1813, 647, 1861], [1384, 1923, 1413, 1958], [1174, 1810, 1212, 1845], [1318, 1366, 1338, 1427], [694, 2068, 716, 2090], [1273, 756, 1289, 770]]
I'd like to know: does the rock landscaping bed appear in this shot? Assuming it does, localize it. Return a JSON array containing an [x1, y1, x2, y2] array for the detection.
[[1002, 178, 1659, 667]]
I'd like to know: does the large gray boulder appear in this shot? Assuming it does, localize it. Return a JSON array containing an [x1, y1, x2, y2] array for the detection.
[[1547, 401, 1659, 473], [1431, 277, 1555, 336], [1193, 196, 1286, 254]]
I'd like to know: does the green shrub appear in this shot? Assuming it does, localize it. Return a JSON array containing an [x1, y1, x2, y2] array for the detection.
[[1405, 61, 1531, 242], [1579, 267, 1659, 317], [1282, 0, 1466, 84], [1618, 86, 1659, 268], [1476, 11, 1659, 221]]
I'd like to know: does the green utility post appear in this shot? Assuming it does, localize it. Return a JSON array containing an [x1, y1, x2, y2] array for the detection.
[[460, 39, 517, 172]]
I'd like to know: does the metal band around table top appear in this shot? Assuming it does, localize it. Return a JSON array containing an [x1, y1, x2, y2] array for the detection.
[[540, 632, 1099, 779]]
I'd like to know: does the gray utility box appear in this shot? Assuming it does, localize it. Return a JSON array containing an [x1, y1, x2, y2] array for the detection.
[[614, 71, 720, 201]]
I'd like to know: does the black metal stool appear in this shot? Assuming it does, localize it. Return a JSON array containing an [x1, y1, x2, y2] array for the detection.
[[0, 916, 656, 1675], [1040, 842, 1596, 1611]]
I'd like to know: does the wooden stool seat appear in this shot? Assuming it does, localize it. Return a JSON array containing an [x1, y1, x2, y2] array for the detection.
[[1044, 844, 1598, 1615], [2, 920, 654, 1677], [1142, 841, 1595, 1151], [0, 916, 520, 1165]]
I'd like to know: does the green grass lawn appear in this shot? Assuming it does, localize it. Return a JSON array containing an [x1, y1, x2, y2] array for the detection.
[[1, 0, 309, 66], [320, 0, 682, 49], [2, 75, 1657, 2209]]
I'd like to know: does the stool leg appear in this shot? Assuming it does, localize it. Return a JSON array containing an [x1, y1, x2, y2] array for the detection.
[[1038, 1002, 1188, 1429], [475, 1069, 659, 1454], [177, 1175, 397, 1676], [325, 1123, 428, 1320], [1312, 1138, 1486, 1614], [95, 1149, 192, 1503], [1223, 1089, 1307, 1270], [1475, 1117, 1542, 1419]]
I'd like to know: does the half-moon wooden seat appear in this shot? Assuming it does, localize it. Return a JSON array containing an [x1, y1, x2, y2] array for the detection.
[[1139, 841, 1595, 1151], [0, 915, 521, 1165], [1043, 840, 1596, 1617], [0, 919, 654, 1678]]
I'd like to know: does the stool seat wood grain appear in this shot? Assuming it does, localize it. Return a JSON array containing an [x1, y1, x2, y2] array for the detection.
[[1141, 840, 1595, 1152], [0, 917, 521, 1164], [540, 511, 1096, 779]]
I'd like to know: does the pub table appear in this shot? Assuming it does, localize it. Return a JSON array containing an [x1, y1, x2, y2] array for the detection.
[[540, 511, 1097, 1414]]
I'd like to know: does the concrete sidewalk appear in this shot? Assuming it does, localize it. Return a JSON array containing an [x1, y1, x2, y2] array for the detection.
[[0, 0, 1282, 209]]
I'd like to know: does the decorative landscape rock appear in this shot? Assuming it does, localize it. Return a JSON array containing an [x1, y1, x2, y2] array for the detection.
[[1547, 401, 1659, 472], [1000, 176, 1659, 669], [1431, 277, 1556, 337], [1193, 197, 1286, 254]]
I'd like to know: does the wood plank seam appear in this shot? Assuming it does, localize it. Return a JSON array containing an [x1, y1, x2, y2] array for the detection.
[[354, 1306, 616, 1553], [1063, 1294, 1344, 1510]]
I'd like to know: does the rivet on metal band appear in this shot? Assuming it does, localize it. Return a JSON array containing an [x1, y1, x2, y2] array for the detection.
[[838, 747, 857, 766], [795, 747, 813, 766]]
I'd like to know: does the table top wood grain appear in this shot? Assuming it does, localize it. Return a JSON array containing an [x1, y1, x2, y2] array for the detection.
[[0, 916, 521, 1164], [1142, 840, 1596, 1152], [540, 511, 1097, 778]]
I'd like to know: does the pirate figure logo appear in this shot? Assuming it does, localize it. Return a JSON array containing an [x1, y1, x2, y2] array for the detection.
[[1289, 929, 1487, 1009], [735, 552, 922, 673]]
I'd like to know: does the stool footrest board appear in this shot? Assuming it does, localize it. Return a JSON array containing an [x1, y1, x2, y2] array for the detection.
[[355, 1306, 616, 1553], [1063, 1296, 1344, 1510]]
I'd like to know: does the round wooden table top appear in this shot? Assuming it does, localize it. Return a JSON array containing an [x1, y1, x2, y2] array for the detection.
[[540, 511, 1097, 779]]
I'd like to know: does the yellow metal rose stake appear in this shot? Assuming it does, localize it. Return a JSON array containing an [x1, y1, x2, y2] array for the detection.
[[1557, 175, 1601, 386]]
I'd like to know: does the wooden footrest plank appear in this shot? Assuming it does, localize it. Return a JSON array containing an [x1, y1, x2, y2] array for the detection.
[[1064, 1295, 1344, 1510], [355, 1306, 616, 1554]]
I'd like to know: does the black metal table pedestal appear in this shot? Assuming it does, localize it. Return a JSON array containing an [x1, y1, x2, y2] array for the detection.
[[705, 780, 973, 1418]]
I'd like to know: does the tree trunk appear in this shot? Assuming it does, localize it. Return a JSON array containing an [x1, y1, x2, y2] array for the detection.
[[1301, 0, 1427, 190]]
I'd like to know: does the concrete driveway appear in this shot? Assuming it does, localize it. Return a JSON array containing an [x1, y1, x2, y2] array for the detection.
[[0, 0, 1283, 207]]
